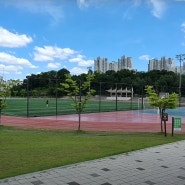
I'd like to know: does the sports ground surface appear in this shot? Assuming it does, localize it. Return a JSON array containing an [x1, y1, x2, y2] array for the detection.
[[2, 110, 185, 133]]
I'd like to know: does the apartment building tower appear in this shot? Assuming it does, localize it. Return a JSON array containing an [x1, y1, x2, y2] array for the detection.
[[148, 57, 175, 72], [94, 57, 108, 73], [94, 55, 133, 73], [109, 61, 118, 72], [118, 55, 133, 70]]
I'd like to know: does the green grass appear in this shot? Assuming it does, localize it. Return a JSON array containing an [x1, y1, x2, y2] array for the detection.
[[0, 126, 184, 179], [2, 98, 146, 117]]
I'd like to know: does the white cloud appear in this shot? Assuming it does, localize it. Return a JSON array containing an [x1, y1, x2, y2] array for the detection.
[[148, 0, 166, 18], [0, 52, 37, 68], [133, 0, 142, 6], [34, 46, 76, 61], [122, 0, 142, 20], [77, 0, 111, 9], [79, 59, 94, 67], [77, 0, 167, 20], [181, 22, 185, 33], [0, 0, 64, 25], [47, 62, 61, 69], [70, 67, 87, 75], [34, 46, 93, 72], [69, 54, 94, 67], [0, 64, 23, 75], [77, 0, 167, 19], [0, 27, 33, 48], [77, 0, 88, 8], [139, 55, 150, 61]]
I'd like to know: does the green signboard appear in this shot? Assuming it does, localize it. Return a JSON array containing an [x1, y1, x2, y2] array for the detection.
[[173, 117, 182, 131]]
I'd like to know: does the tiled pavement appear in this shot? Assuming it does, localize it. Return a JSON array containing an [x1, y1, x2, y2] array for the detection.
[[1, 140, 185, 185]]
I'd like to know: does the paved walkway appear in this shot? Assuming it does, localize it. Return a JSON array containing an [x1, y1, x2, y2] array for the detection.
[[1, 140, 185, 185]]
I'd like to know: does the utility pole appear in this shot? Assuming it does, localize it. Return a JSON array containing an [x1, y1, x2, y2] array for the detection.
[[176, 54, 185, 107]]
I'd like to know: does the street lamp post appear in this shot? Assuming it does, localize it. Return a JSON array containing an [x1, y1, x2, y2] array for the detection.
[[176, 54, 185, 107]]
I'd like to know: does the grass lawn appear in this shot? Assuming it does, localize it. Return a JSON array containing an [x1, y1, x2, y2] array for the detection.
[[0, 126, 185, 179], [2, 98, 145, 117]]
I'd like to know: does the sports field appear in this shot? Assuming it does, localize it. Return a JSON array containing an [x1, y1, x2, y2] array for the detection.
[[2, 97, 146, 117], [2, 98, 185, 133]]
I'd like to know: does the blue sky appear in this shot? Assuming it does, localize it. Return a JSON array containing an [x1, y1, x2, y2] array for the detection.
[[0, 0, 185, 80]]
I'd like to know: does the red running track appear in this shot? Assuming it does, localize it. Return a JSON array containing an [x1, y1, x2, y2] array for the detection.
[[1, 110, 185, 133]]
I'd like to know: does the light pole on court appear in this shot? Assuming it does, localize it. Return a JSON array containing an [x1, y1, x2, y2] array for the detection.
[[176, 54, 185, 107]]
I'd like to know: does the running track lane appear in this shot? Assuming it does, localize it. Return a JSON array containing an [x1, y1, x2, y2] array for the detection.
[[1, 111, 185, 133]]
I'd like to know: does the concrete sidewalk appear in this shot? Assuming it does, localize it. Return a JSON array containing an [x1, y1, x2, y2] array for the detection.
[[1, 140, 185, 185]]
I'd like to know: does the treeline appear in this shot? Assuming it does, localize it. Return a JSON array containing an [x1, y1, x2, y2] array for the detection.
[[11, 68, 184, 97]]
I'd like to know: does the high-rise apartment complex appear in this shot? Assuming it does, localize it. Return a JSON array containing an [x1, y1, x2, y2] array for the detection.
[[148, 57, 175, 72], [109, 61, 118, 72], [118, 55, 133, 70], [94, 55, 179, 74], [94, 57, 108, 73], [94, 55, 133, 73]]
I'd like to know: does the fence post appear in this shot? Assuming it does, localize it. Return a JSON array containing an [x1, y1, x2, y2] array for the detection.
[[130, 84, 133, 110], [99, 82, 101, 112], [26, 76, 29, 117], [56, 77, 58, 116], [116, 83, 118, 111], [172, 117, 174, 136], [141, 85, 144, 109]]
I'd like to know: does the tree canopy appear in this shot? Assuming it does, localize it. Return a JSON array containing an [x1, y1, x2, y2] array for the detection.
[[145, 85, 178, 110], [145, 85, 178, 134], [59, 74, 96, 130], [7, 68, 184, 98]]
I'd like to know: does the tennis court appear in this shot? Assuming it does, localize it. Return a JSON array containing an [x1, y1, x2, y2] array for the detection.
[[1, 97, 146, 117], [2, 108, 185, 133]]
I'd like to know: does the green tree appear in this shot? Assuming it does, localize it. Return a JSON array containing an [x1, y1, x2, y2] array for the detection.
[[0, 81, 18, 104], [0, 80, 20, 124], [145, 85, 178, 134], [59, 74, 96, 131]]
